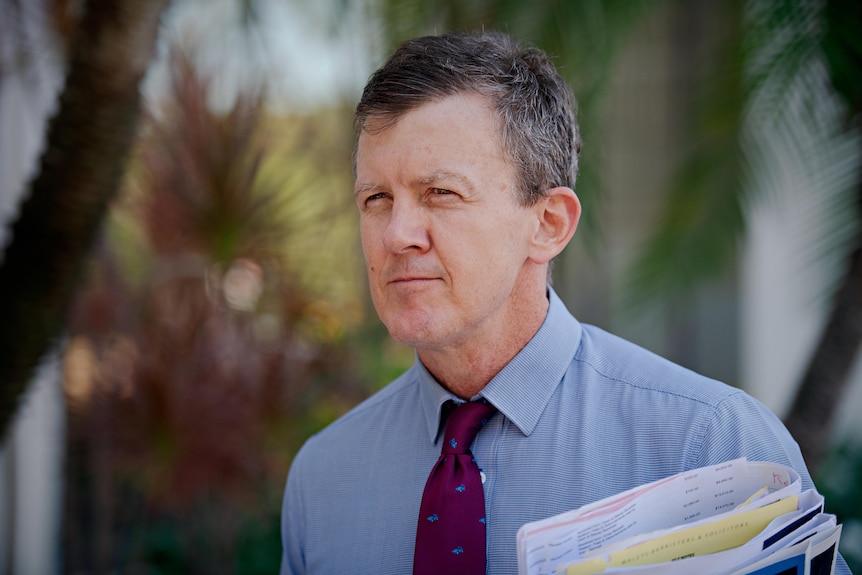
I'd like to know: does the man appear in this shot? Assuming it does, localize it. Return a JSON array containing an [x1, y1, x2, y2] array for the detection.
[[281, 31, 850, 574]]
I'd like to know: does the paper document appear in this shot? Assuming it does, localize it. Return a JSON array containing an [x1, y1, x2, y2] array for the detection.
[[516, 459, 842, 575]]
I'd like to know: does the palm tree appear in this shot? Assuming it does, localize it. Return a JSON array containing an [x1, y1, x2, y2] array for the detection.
[[778, 0, 862, 469], [0, 0, 171, 437]]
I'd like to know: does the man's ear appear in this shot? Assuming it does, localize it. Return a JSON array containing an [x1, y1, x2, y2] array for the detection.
[[528, 187, 581, 265]]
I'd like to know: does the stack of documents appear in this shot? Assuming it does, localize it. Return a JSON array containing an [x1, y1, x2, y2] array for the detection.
[[517, 458, 842, 575]]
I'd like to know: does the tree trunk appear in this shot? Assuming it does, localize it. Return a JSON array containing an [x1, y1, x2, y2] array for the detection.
[[784, 173, 862, 471], [0, 0, 170, 438]]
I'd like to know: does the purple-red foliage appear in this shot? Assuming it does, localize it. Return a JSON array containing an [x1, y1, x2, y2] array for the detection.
[[61, 45, 364, 569]]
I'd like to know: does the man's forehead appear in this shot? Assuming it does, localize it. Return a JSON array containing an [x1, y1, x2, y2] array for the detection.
[[354, 93, 511, 190]]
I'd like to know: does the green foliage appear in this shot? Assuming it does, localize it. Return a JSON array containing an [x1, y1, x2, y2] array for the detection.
[[625, 0, 862, 312], [141, 522, 189, 574], [816, 440, 862, 573], [233, 514, 283, 574], [821, 0, 862, 116]]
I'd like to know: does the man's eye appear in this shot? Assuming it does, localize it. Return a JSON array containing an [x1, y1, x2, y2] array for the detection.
[[365, 192, 388, 204], [430, 188, 454, 196]]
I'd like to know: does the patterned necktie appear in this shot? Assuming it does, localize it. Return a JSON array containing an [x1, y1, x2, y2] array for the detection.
[[413, 399, 498, 575]]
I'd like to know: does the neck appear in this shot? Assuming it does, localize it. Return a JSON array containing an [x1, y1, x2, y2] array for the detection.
[[418, 287, 550, 399]]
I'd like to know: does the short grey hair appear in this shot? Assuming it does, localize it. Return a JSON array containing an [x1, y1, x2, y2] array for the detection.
[[355, 31, 582, 206]]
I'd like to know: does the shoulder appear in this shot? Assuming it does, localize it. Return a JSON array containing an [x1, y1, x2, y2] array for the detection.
[[304, 366, 419, 449], [570, 324, 810, 480], [574, 323, 739, 406]]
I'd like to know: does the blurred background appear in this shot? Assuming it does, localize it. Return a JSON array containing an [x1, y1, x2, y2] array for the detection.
[[1, 0, 860, 573]]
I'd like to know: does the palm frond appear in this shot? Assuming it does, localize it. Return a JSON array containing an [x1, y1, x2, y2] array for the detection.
[[624, 0, 861, 314]]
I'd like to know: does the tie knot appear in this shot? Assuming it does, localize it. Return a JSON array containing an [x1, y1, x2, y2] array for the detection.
[[442, 400, 497, 455]]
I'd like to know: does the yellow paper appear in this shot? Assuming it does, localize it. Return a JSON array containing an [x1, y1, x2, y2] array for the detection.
[[739, 487, 769, 508], [565, 495, 798, 575]]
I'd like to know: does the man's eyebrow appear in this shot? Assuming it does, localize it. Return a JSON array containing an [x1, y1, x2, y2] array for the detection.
[[354, 171, 474, 196], [354, 182, 383, 197], [417, 170, 473, 191]]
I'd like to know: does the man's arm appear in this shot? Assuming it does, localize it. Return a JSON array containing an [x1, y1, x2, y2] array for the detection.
[[693, 390, 853, 574]]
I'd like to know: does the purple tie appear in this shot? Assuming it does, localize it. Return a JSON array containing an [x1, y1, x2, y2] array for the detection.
[[413, 400, 497, 575]]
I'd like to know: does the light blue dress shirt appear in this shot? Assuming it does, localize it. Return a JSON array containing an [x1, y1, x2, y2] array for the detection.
[[281, 289, 850, 574]]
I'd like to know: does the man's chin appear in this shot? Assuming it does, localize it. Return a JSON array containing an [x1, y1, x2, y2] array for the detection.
[[383, 314, 439, 349], [385, 328, 430, 349]]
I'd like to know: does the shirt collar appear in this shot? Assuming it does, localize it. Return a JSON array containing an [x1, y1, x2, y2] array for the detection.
[[416, 361, 456, 442], [416, 287, 582, 442]]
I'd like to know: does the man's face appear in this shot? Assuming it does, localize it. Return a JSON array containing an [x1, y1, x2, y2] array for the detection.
[[354, 93, 541, 354]]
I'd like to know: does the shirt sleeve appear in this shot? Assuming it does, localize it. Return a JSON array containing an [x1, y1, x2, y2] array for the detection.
[[691, 390, 853, 575], [693, 389, 814, 489]]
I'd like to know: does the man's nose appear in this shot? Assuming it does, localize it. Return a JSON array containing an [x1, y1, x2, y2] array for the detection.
[[382, 200, 431, 254]]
